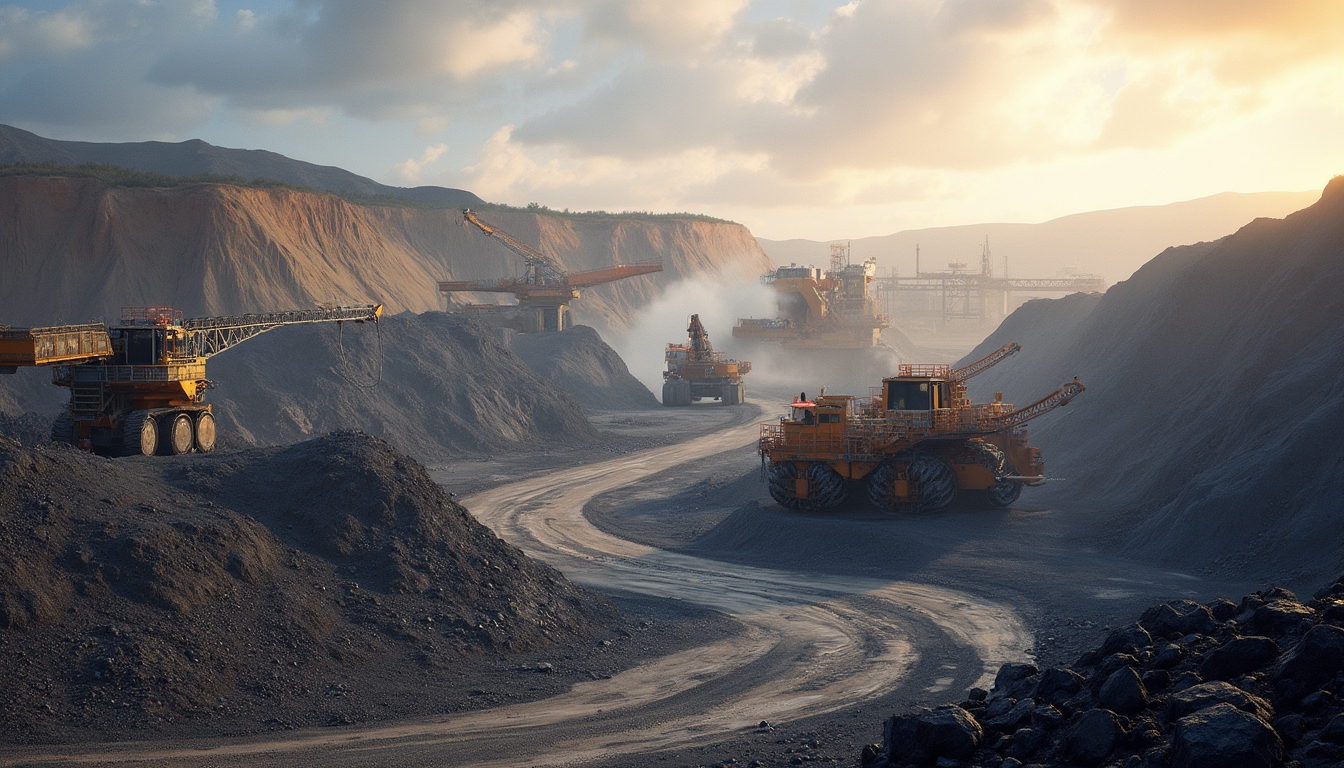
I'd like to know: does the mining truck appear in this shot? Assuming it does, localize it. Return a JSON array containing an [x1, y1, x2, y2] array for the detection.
[[0, 304, 382, 456], [663, 314, 751, 406], [758, 343, 1085, 512]]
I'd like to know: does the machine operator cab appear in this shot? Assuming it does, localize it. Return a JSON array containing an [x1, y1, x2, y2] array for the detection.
[[883, 363, 954, 414], [783, 393, 852, 445]]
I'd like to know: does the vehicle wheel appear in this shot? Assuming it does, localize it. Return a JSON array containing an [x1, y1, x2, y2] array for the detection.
[[987, 475, 1022, 508], [766, 462, 803, 509], [908, 452, 957, 512], [662, 381, 677, 406], [194, 411, 217, 453], [161, 412, 194, 455], [722, 384, 739, 406], [867, 461, 912, 513], [121, 411, 157, 456], [800, 462, 848, 511], [50, 412, 75, 445]]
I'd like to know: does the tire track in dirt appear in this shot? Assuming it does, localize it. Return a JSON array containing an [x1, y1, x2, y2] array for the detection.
[[1, 405, 1031, 767]]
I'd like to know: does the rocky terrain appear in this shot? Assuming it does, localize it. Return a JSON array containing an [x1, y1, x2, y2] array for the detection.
[[0, 173, 773, 335], [956, 177, 1344, 585], [0, 430, 745, 744], [863, 575, 1344, 768], [508, 325, 658, 411], [0, 312, 668, 460]]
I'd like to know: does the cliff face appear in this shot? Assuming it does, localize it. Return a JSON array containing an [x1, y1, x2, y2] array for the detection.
[[0, 176, 773, 333]]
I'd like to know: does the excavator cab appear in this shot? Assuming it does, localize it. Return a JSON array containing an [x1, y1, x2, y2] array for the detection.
[[884, 377, 951, 411]]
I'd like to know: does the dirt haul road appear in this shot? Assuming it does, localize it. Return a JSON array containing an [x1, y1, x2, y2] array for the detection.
[[2, 405, 1031, 767]]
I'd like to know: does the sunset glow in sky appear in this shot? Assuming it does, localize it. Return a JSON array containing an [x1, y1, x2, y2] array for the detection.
[[2, 0, 1342, 239]]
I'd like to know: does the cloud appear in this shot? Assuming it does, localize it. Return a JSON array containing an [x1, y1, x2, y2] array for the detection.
[[393, 143, 450, 183]]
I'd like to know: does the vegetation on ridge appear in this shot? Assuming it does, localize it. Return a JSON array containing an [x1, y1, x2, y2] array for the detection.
[[0, 161, 734, 225]]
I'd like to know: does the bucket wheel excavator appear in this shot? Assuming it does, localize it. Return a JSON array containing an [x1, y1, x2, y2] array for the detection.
[[438, 209, 664, 333], [0, 304, 382, 456], [758, 343, 1085, 512]]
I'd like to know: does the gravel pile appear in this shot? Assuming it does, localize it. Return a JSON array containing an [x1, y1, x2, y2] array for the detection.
[[0, 431, 617, 742], [863, 575, 1344, 768], [957, 177, 1344, 582], [508, 324, 658, 411]]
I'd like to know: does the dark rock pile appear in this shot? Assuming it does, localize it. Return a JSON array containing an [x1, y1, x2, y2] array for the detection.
[[863, 577, 1344, 768]]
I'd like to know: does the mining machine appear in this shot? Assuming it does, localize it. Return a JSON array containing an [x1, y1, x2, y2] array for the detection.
[[0, 303, 383, 456], [439, 209, 664, 333], [758, 342, 1085, 512], [663, 314, 751, 406], [733, 243, 890, 350]]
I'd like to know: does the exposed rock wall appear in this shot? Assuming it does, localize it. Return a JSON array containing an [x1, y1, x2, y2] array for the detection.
[[0, 176, 773, 334]]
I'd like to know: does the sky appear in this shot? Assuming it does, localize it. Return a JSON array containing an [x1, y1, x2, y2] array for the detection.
[[1, 0, 1342, 240]]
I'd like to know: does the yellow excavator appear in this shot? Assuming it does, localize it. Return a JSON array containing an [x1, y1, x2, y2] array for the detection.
[[0, 304, 382, 456]]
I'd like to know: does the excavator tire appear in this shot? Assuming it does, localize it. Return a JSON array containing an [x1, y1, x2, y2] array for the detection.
[[766, 462, 803, 509], [966, 441, 1021, 509], [194, 411, 217, 453], [801, 462, 848, 512], [987, 476, 1023, 508], [722, 384, 741, 406], [163, 412, 194, 455], [121, 411, 157, 457], [908, 452, 958, 513], [662, 380, 691, 407], [867, 461, 912, 514], [50, 412, 75, 445]]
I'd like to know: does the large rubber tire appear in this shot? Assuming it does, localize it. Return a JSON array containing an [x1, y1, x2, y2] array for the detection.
[[722, 384, 739, 406], [194, 411, 217, 453], [867, 461, 911, 513], [50, 412, 75, 445], [121, 411, 157, 457], [766, 462, 803, 509], [801, 462, 849, 512], [987, 478, 1023, 508], [908, 453, 958, 512], [163, 412, 194, 455], [662, 380, 691, 407]]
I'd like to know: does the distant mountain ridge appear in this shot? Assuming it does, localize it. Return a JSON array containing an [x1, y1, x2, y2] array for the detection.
[[757, 189, 1321, 285], [0, 123, 483, 207]]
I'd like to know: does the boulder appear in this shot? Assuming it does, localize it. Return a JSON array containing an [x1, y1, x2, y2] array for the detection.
[[1272, 624, 1344, 701], [1320, 712, 1344, 744], [878, 705, 983, 765], [1141, 600, 1217, 639], [1061, 708, 1124, 766], [1005, 726, 1046, 761], [1251, 600, 1316, 635], [1034, 667, 1085, 705], [1142, 669, 1172, 692], [1208, 598, 1239, 622], [1099, 666, 1150, 716], [1030, 704, 1064, 730], [990, 662, 1038, 700], [1150, 643, 1185, 669], [1200, 636, 1279, 681], [1170, 702, 1282, 768], [1167, 681, 1275, 723], [984, 697, 1036, 733], [1102, 623, 1154, 656]]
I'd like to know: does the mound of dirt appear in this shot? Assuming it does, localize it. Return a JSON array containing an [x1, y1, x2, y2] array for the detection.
[[508, 325, 658, 411], [200, 311, 598, 458], [0, 431, 616, 742], [863, 575, 1344, 768], [957, 177, 1344, 582]]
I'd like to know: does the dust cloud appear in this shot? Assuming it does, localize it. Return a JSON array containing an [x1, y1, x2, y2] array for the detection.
[[607, 275, 776, 395]]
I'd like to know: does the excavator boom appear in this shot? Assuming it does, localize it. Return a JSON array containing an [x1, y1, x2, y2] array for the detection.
[[981, 378, 1085, 433], [0, 323, 112, 371], [565, 261, 664, 289], [181, 304, 383, 358], [461, 209, 568, 285], [951, 342, 1021, 381]]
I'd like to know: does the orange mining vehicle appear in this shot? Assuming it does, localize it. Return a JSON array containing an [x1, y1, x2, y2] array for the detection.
[[0, 304, 382, 456], [439, 209, 663, 333], [733, 244, 889, 349], [663, 314, 751, 406], [758, 343, 1085, 512]]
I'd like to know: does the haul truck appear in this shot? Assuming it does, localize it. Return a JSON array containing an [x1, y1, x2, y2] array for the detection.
[[758, 343, 1084, 512], [0, 304, 382, 456]]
